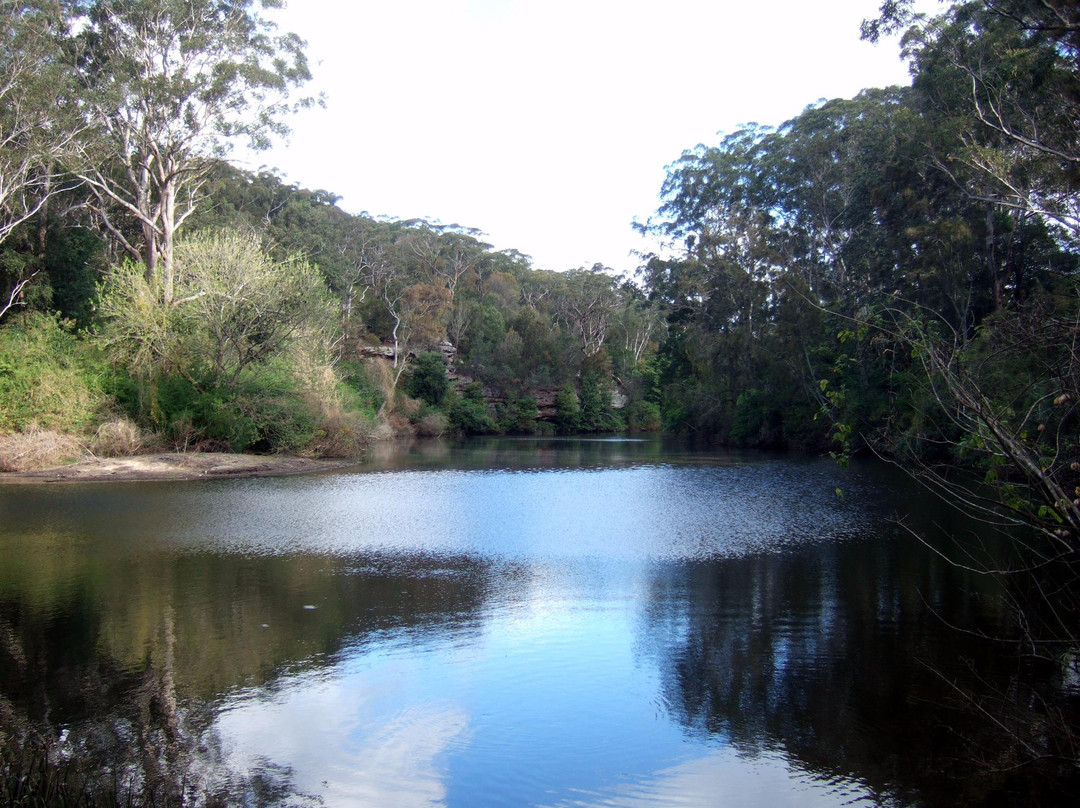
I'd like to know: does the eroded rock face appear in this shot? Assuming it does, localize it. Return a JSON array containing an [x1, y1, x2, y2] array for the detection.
[[357, 344, 395, 359], [358, 339, 457, 366], [435, 339, 457, 366]]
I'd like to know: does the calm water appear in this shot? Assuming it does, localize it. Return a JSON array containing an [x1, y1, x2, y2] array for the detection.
[[0, 438, 1071, 806]]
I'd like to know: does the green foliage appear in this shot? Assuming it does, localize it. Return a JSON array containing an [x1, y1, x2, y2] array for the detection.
[[97, 230, 336, 392], [578, 372, 623, 433], [626, 400, 662, 433], [447, 395, 496, 434], [553, 383, 581, 435], [500, 396, 540, 435], [730, 389, 784, 446], [0, 312, 105, 432], [637, 10, 1080, 452], [90, 230, 349, 453], [404, 351, 450, 407], [149, 362, 317, 453], [44, 226, 106, 330], [446, 383, 496, 434], [337, 359, 386, 419]]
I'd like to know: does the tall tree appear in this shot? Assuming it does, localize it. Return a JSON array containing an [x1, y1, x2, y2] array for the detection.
[[552, 266, 620, 359], [72, 0, 314, 304], [0, 0, 81, 319], [868, 1, 1080, 240]]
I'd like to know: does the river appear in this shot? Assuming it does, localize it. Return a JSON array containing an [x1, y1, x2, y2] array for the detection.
[[0, 438, 1073, 806]]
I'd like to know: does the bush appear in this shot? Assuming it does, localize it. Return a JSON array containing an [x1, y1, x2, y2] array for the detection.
[[338, 359, 386, 418], [731, 388, 784, 447], [91, 417, 144, 456], [96, 230, 336, 400], [579, 373, 623, 432], [500, 396, 540, 434], [0, 312, 105, 433], [309, 406, 370, 458], [289, 351, 373, 458], [626, 400, 662, 433], [145, 364, 318, 453], [403, 351, 450, 406], [554, 383, 581, 434], [235, 374, 317, 453], [416, 411, 450, 437], [447, 396, 495, 434]]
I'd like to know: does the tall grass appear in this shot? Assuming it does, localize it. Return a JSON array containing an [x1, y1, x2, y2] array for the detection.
[[0, 313, 106, 434]]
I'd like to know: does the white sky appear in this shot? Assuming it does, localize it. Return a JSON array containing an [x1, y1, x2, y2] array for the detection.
[[252, 0, 919, 273]]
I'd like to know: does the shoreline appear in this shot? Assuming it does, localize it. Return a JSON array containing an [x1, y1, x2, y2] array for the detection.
[[0, 452, 360, 484]]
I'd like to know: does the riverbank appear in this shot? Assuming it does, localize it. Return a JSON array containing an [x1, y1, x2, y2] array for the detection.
[[0, 452, 358, 483]]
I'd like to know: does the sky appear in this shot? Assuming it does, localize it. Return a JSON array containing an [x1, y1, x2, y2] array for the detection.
[[249, 0, 921, 274]]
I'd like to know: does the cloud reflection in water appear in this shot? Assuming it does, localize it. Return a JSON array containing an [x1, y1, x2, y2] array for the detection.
[[216, 659, 471, 807]]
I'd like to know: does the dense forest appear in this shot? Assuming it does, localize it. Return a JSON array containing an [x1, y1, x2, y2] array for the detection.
[[1, 0, 1078, 541]]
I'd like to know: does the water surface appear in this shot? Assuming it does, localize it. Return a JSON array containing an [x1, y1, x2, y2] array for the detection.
[[0, 438, 1064, 805]]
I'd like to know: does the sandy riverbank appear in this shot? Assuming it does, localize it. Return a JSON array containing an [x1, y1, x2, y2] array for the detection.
[[0, 452, 358, 483]]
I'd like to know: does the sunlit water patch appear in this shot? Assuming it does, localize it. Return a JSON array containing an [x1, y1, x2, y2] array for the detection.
[[2, 454, 887, 562]]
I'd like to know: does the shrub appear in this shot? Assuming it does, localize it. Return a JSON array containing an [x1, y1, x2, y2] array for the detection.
[[144, 364, 317, 454], [96, 230, 337, 402], [579, 373, 623, 433], [0, 312, 105, 433], [308, 405, 370, 458], [579, 374, 606, 432], [501, 396, 539, 434], [91, 417, 144, 456], [731, 388, 784, 446], [626, 400, 662, 433], [404, 351, 450, 406], [338, 359, 386, 418], [553, 383, 581, 434], [416, 411, 450, 437], [447, 389, 496, 434]]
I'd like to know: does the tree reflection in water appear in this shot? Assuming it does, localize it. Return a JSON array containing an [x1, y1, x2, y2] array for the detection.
[[640, 537, 1077, 806], [0, 550, 494, 805]]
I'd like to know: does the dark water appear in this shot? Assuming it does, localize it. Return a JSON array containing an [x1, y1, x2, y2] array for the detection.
[[0, 438, 1073, 806]]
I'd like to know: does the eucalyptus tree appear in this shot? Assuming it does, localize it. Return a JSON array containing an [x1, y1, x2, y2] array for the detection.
[[0, 0, 82, 319], [355, 227, 451, 400], [842, 1, 1080, 554], [551, 266, 621, 359], [615, 293, 665, 366], [869, 1, 1080, 242], [70, 0, 314, 304], [406, 225, 488, 303]]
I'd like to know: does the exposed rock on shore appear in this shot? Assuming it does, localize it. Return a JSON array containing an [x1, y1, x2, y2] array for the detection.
[[0, 452, 356, 484]]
